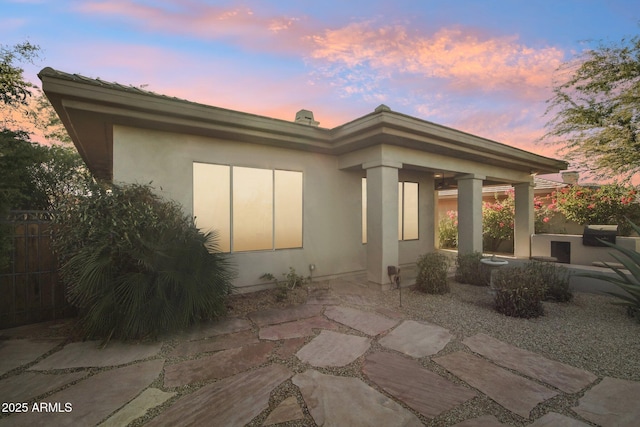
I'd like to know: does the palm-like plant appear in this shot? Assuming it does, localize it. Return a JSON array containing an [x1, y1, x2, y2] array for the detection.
[[579, 220, 640, 322], [55, 183, 235, 341]]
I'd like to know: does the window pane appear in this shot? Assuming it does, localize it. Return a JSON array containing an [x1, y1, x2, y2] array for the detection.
[[362, 178, 367, 244], [275, 170, 303, 249], [193, 163, 230, 252], [233, 167, 273, 251], [403, 182, 419, 240]]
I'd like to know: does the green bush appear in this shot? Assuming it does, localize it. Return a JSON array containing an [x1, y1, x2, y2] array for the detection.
[[416, 252, 450, 294], [579, 220, 640, 322], [527, 261, 573, 302], [455, 252, 490, 286], [260, 267, 308, 301], [53, 182, 236, 341], [492, 266, 546, 318]]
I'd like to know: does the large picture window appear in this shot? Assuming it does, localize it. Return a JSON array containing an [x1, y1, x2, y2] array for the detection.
[[194, 163, 303, 252], [362, 178, 419, 243]]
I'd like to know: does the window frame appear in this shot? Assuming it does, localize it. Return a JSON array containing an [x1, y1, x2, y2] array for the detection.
[[193, 162, 304, 253]]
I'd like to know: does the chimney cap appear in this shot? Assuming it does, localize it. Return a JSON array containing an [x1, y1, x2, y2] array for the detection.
[[295, 109, 319, 126]]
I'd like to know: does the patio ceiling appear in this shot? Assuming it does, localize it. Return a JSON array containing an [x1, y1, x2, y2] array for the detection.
[[39, 67, 567, 181]]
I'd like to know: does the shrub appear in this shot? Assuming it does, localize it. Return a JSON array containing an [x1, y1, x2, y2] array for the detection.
[[550, 184, 640, 235], [492, 266, 547, 318], [53, 182, 236, 341], [438, 210, 458, 248], [578, 220, 640, 322], [455, 251, 490, 286], [416, 252, 450, 294], [260, 267, 308, 301], [483, 193, 515, 252], [527, 261, 573, 302]]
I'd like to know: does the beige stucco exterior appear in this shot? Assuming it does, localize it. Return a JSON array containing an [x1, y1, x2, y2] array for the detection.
[[39, 67, 568, 291]]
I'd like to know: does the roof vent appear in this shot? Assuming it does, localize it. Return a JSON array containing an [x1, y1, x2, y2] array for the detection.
[[295, 109, 319, 126], [375, 104, 391, 112]]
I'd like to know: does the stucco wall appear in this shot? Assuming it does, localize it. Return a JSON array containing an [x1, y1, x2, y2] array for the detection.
[[113, 125, 368, 291]]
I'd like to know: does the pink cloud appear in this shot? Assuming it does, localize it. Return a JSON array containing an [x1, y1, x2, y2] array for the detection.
[[75, 1, 313, 54], [74, 3, 564, 104], [443, 107, 565, 162], [308, 23, 564, 101]]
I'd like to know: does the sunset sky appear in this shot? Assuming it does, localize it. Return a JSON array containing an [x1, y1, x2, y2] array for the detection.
[[3, 0, 639, 174]]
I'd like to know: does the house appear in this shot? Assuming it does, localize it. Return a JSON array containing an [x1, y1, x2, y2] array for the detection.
[[39, 67, 568, 291]]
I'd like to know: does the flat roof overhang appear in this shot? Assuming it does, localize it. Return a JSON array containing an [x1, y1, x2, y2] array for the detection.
[[39, 67, 568, 181]]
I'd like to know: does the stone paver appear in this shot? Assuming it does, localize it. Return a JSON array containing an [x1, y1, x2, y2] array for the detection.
[[379, 320, 452, 358], [0, 359, 164, 427], [376, 307, 405, 319], [170, 330, 258, 357], [275, 337, 307, 359], [529, 412, 590, 427], [163, 341, 274, 388], [296, 330, 370, 367], [99, 388, 175, 427], [452, 415, 510, 426], [573, 377, 640, 427], [434, 351, 557, 419], [463, 333, 596, 393], [147, 364, 292, 427], [0, 371, 86, 402], [324, 305, 398, 336], [263, 396, 304, 425], [0, 339, 61, 375], [182, 317, 252, 341], [29, 340, 161, 370], [258, 316, 338, 340], [292, 369, 422, 427], [363, 351, 477, 419], [249, 304, 323, 326]]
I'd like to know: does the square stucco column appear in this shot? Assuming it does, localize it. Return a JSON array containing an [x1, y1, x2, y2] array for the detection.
[[514, 181, 535, 258], [457, 174, 485, 254], [365, 162, 400, 285]]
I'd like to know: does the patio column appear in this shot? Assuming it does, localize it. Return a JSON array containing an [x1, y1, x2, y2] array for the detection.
[[365, 161, 400, 286], [514, 180, 535, 258], [457, 174, 485, 254]]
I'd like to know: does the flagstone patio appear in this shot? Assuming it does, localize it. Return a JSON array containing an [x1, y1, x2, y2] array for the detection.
[[1, 282, 638, 426]]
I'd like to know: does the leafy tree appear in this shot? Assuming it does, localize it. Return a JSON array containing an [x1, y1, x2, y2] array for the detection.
[[0, 41, 39, 107], [28, 90, 72, 144], [544, 35, 640, 181], [0, 129, 92, 211], [0, 41, 91, 269]]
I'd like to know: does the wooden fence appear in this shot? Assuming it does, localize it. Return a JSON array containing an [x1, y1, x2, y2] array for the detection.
[[0, 211, 75, 329]]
